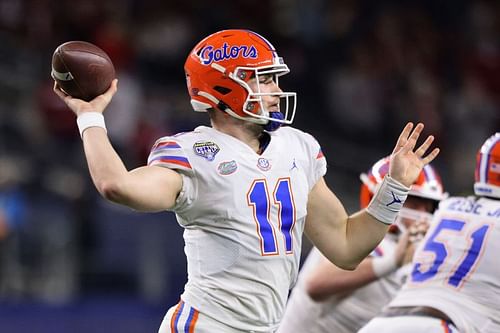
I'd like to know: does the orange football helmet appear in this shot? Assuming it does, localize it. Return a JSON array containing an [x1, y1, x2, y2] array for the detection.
[[184, 29, 296, 127], [474, 133, 500, 198]]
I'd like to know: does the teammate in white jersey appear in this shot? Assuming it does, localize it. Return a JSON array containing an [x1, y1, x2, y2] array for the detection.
[[278, 156, 446, 333], [359, 132, 500, 333], [53, 29, 440, 333]]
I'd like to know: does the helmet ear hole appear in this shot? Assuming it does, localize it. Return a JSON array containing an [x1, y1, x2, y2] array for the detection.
[[214, 86, 232, 95]]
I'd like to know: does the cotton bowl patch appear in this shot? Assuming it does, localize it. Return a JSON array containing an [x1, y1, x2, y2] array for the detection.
[[193, 141, 220, 161]]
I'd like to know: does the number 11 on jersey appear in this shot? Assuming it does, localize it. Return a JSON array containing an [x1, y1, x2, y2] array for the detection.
[[247, 178, 296, 256]]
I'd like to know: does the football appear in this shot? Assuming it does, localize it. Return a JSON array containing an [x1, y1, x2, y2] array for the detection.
[[51, 41, 115, 101]]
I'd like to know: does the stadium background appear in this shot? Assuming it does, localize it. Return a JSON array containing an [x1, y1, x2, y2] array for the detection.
[[0, 0, 498, 332]]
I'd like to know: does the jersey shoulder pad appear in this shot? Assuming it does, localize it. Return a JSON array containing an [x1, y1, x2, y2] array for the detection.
[[147, 133, 194, 172], [276, 126, 325, 160]]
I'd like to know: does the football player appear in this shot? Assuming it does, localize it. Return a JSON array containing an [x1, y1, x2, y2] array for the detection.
[[53, 29, 439, 333], [278, 157, 446, 333], [359, 132, 500, 333]]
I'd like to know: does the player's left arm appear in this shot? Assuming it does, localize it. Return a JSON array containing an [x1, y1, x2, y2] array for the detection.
[[305, 178, 386, 270], [305, 123, 439, 270]]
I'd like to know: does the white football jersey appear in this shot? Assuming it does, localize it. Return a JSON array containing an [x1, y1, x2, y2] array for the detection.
[[388, 196, 500, 333], [278, 235, 409, 333], [148, 125, 326, 332]]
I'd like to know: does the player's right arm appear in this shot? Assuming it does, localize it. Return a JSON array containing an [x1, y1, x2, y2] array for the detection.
[[81, 128, 182, 211], [54, 80, 183, 212]]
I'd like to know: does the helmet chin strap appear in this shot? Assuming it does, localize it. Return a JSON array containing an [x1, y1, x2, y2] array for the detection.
[[263, 112, 284, 131]]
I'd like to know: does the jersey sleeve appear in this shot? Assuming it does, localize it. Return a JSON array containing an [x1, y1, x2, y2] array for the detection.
[[147, 137, 193, 173], [147, 136, 196, 212]]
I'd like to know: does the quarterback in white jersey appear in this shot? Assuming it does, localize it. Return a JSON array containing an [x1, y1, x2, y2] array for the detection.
[[359, 132, 500, 333], [149, 125, 326, 331], [278, 157, 446, 333], [54, 29, 440, 333]]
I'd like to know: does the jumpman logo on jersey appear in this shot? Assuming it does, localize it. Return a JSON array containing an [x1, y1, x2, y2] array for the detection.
[[290, 158, 298, 171], [386, 191, 402, 207]]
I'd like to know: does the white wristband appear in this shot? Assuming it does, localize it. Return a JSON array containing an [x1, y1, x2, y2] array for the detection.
[[372, 254, 398, 277], [76, 112, 106, 138], [366, 175, 410, 225]]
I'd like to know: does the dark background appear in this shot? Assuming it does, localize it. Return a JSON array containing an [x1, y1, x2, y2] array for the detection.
[[0, 0, 498, 332]]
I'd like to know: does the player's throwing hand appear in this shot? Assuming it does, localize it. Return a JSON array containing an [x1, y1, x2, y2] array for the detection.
[[53, 79, 118, 117]]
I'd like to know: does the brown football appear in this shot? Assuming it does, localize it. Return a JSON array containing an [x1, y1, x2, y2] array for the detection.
[[51, 41, 115, 101]]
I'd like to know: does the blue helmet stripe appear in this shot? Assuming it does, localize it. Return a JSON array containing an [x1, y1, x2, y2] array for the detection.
[[245, 30, 277, 56]]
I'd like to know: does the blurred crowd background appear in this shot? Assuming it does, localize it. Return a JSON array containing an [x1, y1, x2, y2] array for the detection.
[[0, 0, 498, 332]]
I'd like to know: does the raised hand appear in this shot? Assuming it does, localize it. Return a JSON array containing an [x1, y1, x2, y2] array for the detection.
[[389, 122, 440, 187], [53, 79, 118, 117]]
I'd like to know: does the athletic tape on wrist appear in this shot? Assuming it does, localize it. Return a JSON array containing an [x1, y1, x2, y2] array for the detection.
[[366, 175, 410, 225], [372, 253, 398, 277], [76, 112, 106, 138]]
